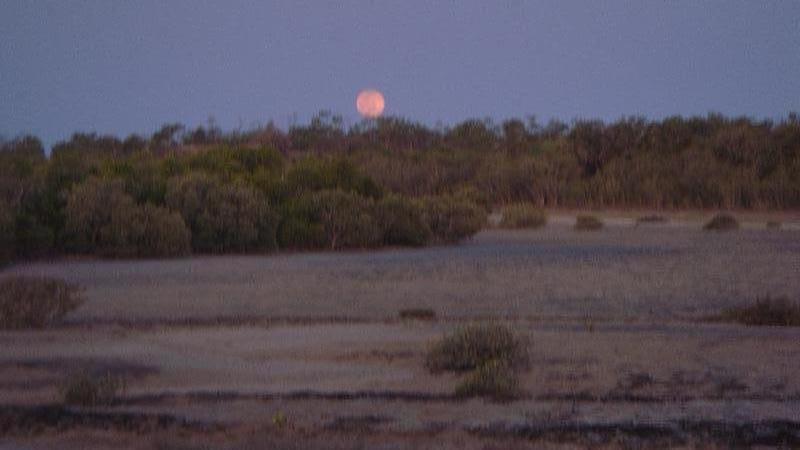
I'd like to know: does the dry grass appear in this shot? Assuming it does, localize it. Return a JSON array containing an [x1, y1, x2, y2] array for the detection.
[[60, 371, 126, 406], [722, 297, 800, 327], [704, 213, 739, 231], [398, 308, 436, 321], [454, 359, 521, 401], [636, 215, 668, 224], [574, 215, 603, 231], [499, 204, 547, 229], [0, 276, 84, 329]]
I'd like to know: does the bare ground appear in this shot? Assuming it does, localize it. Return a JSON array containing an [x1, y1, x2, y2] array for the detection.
[[1, 216, 800, 448]]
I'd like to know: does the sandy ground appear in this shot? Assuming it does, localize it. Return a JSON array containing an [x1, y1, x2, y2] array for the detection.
[[1, 215, 800, 448]]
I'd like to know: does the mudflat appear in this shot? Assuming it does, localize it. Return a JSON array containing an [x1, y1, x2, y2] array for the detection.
[[2, 217, 800, 449]]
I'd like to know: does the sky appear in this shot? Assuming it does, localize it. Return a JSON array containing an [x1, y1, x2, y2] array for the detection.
[[1, 1, 799, 148]]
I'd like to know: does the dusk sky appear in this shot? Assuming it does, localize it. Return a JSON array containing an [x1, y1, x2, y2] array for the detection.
[[2, 1, 799, 148]]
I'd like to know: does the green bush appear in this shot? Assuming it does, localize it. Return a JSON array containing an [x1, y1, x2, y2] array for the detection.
[[374, 195, 432, 246], [703, 213, 739, 231], [425, 323, 527, 373], [61, 371, 125, 406], [421, 195, 485, 243], [0, 201, 15, 264], [574, 215, 603, 231], [166, 173, 277, 253], [311, 189, 382, 249], [64, 178, 191, 257], [0, 276, 84, 329], [454, 360, 521, 401], [722, 297, 800, 326], [500, 203, 547, 229], [286, 157, 383, 199]]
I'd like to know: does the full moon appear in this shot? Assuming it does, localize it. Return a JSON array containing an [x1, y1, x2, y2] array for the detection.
[[356, 89, 385, 118]]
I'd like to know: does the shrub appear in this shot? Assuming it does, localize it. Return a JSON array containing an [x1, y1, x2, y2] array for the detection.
[[722, 297, 800, 326], [277, 195, 327, 250], [374, 195, 432, 246], [636, 214, 668, 224], [398, 308, 436, 321], [0, 277, 84, 329], [574, 215, 603, 231], [500, 203, 547, 229], [61, 371, 125, 406], [64, 178, 191, 257], [311, 190, 382, 249], [766, 221, 782, 229], [286, 158, 383, 199], [421, 195, 486, 243], [454, 360, 521, 401], [704, 213, 739, 231], [166, 173, 278, 253], [425, 323, 527, 373], [0, 201, 15, 264]]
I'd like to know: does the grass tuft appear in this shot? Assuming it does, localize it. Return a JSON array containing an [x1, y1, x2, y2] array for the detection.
[[454, 359, 521, 401], [499, 204, 547, 229], [636, 215, 668, 224], [722, 297, 800, 327], [399, 308, 436, 321], [0, 276, 84, 329], [425, 323, 527, 373], [574, 215, 603, 231], [60, 371, 126, 406], [703, 213, 739, 231]]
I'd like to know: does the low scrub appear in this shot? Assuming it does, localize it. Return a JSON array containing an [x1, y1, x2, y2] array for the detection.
[[425, 323, 527, 373], [398, 308, 436, 321], [454, 360, 521, 401], [61, 371, 125, 406], [421, 195, 486, 243], [500, 203, 547, 229], [374, 195, 432, 246], [636, 214, 668, 224], [722, 297, 800, 327], [766, 221, 782, 230], [574, 215, 603, 231], [703, 213, 739, 231], [0, 277, 84, 329]]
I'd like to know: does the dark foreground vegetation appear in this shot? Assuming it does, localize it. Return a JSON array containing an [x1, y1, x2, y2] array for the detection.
[[1, 112, 799, 262], [0, 276, 84, 329], [723, 297, 800, 327]]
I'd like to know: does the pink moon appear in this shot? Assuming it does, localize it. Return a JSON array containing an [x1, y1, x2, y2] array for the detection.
[[356, 89, 385, 118]]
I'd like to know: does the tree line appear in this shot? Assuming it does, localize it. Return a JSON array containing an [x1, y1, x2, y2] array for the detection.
[[1, 112, 798, 262]]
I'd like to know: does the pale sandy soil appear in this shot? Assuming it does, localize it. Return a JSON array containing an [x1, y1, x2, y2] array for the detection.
[[1, 215, 800, 448]]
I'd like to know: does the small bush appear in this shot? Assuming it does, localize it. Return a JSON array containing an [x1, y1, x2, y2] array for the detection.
[[425, 323, 527, 373], [421, 195, 486, 243], [703, 213, 739, 231], [500, 203, 547, 229], [61, 371, 125, 406], [636, 215, 668, 224], [454, 360, 521, 401], [574, 215, 603, 231], [0, 277, 84, 329], [722, 297, 800, 326], [374, 195, 432, 246], [766, 221, 782, 229], [311, 190, 382, 249], [398, 308, 436, 321]]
